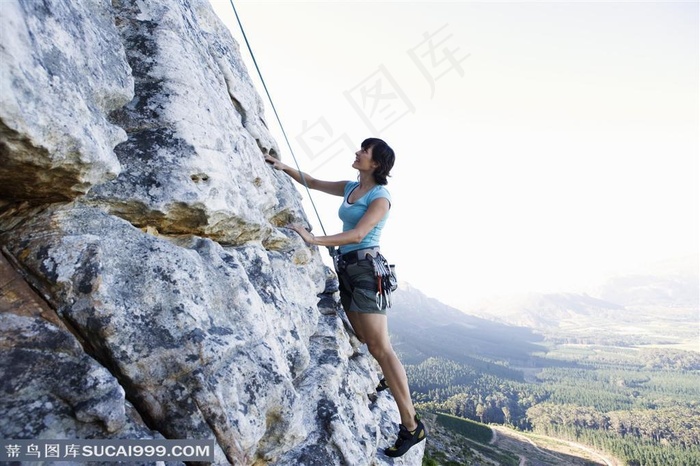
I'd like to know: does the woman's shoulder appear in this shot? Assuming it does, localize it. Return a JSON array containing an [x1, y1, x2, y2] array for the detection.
[[344, 180, 359, 195], [369, 184, 391, 201], [374, 184, 390, 195]]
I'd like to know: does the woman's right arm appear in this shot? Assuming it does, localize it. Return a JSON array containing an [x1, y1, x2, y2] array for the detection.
[[265, 154, 347, 197]]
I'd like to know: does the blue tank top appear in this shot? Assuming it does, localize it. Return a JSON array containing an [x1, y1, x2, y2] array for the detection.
[[338, 181, 391, 254]]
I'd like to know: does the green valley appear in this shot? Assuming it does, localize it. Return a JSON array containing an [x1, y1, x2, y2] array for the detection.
[[387, 279, 699, 466]]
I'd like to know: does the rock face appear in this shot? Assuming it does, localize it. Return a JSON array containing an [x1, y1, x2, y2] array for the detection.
[[0, 1, 423, 465]]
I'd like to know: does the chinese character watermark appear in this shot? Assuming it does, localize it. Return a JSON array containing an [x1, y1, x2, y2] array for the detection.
[[45, 443, 60, 458], [293, 24, 469, 167], [296, 117, 355, 170], [344, 65, 415, 135], [65, 443, 80, 458], [5, 444, 20, 458], [26, 444, 41, 458], [408, 23, 470, 98]]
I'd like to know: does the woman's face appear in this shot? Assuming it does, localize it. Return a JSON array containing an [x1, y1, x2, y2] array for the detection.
[[352, 146, 379, 172]]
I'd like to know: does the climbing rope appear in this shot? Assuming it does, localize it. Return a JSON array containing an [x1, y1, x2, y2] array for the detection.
[[227, 0, 333, 243]]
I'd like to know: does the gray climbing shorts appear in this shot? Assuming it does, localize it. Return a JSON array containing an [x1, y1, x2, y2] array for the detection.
[[337, 259, 386, 315]]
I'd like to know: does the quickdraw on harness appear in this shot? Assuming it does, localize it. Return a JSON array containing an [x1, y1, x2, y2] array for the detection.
[[368, 253, 398, 310]]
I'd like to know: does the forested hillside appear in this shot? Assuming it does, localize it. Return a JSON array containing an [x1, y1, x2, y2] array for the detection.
[[388, 283, 700, 466]]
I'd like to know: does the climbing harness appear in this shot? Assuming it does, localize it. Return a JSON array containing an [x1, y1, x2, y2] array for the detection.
[[228, 0, 336, 258], [334, 248, 397, 310]]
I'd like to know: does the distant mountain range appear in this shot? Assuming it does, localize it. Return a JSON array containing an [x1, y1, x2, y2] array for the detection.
[[387, 282, 545, 370], [468, 255, 698, 329], [596, 255, 699, 308], [387, 255, 698, 351], [468, 292, 626, 329]]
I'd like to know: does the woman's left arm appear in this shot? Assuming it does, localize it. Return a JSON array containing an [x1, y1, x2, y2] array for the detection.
[[289, 198, 390, 247]]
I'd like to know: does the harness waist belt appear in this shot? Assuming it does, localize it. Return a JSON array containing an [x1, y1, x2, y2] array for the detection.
[[340, 247, 380, 264]]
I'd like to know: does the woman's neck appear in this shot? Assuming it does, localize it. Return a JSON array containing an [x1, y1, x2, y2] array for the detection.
[[358, 172, 377, 189]]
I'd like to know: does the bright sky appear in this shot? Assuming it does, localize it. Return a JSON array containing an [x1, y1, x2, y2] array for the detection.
[[209, 0, 699, 310]]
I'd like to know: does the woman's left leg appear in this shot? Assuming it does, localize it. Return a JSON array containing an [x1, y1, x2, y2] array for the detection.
[[349, 311, 417, 430]]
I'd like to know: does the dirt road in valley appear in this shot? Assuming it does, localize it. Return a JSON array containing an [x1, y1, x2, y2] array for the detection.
[[490, 425, 620, 466]]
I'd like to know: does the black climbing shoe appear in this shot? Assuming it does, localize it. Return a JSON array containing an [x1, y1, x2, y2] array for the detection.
[[384, 415, 426, 458]]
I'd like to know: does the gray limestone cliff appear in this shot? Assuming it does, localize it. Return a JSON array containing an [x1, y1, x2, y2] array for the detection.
[[0, 1, 423, 464]]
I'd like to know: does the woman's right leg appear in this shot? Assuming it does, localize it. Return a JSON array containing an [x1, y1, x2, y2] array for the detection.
[[338, 262, 426, 456], [347, 311, 417, 430]]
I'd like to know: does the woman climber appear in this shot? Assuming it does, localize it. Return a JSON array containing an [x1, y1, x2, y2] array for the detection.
[[264, 138, 426, 458]]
